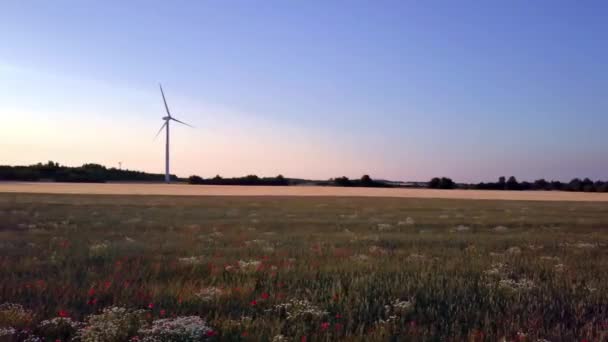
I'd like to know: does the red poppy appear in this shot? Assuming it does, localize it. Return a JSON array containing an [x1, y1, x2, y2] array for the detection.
[[88, 288, 96, 296], [250, 300, 257, 306], [58, 310, 69, 318], [320, 322, 330, 331], [147, 303, 154, 309], [205, 330, 217, 337], [261, 292, 270, 300]]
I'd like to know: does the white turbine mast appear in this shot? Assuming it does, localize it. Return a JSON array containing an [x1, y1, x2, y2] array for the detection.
[[155, 84, 193, 183]]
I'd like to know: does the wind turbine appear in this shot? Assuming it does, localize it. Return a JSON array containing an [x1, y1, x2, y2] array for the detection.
[[155, 84, 193, 183]]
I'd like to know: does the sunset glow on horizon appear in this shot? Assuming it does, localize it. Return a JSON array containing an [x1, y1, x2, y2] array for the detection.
[[2, 1, 607, 182]]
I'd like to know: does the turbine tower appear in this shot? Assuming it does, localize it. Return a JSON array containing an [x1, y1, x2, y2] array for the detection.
[[155, 84, 193, 183]]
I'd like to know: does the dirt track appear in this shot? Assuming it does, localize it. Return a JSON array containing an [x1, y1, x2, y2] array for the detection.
[[1, 182, 608, 202]]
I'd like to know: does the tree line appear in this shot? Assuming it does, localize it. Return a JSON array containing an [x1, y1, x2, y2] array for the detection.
[[188, 174, 289, 186], [2, 161, 606, 192], [0, 161, 176, 183], [329, 175, 393, 188], [428, 176, 608, 192]]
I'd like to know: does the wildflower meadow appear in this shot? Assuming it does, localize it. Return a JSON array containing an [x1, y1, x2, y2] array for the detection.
[[1, 193, 607, 341]]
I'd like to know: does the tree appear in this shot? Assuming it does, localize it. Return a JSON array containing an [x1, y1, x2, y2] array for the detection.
[[360, 174, 373, 186], [334, 176, 352, 187], [505, 176, 519, 190], [275, 174, 288, 185], [568, 178, 582, 192], [582, 178, 595, 192], [429, 177, 441, 189], [498, 176, 506, 189], [534, 179, 548, 190], [188, 175, 204, 184], [439, 177, 455, 189]]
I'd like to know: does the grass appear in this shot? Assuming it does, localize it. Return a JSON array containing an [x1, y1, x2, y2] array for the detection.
[[0, 193, 607, 341]]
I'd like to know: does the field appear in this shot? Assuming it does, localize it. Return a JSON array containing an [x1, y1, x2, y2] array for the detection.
[[1, 193, 607, 341], [3, 182, 608, 202]]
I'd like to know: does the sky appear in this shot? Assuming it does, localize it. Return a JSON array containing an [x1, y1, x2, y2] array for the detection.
[[1, 1, 607, 182]]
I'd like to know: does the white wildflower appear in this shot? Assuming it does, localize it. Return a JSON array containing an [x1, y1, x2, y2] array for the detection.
[[0, 303, 32, 327], [585, 285, 597, 293], [89, 242, 110, 257], [139, 316, 214, 341], [178, 256, 205, 265], [406, 253, 426, 262], [238, 260, 261, 273], [527, 244, 544, 250], [0, 327, 16, 337], [350, 254, 370, 262], [498, 278, 535, 291], [377, 223, 394, 231], [76, 306, 147, 342], [195, 287, 224, 302], [209, 231, 224, 238], [575, 242, 597, 249], [369, 245, 389, 255], [451, 225, 470, 232], [484, 263, 508, 277], [272, 299, 328, 321], [387, 298, 414, 313], [398, 217, 415, 226], [38, 317, 82, 339], [507, 246, 522, 255]]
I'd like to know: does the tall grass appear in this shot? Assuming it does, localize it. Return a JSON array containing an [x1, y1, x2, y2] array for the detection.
[[0, 194, 607, 341]]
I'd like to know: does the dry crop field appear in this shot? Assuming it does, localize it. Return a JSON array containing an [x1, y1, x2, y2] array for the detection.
[[3, 182, 608, 202], [0, 193, 607, 341]]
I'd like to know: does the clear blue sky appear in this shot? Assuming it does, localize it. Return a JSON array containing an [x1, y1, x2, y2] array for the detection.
[[1, 1, 607, 182]]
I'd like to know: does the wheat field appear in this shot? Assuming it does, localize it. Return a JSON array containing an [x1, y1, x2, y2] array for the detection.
[[1, 182, 608, 202]]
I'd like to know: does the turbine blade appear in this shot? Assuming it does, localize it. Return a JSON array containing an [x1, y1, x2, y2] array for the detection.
[[154, 122, 167, 140], [159, 83, 172, 118], [170, 117, 194, 128]]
